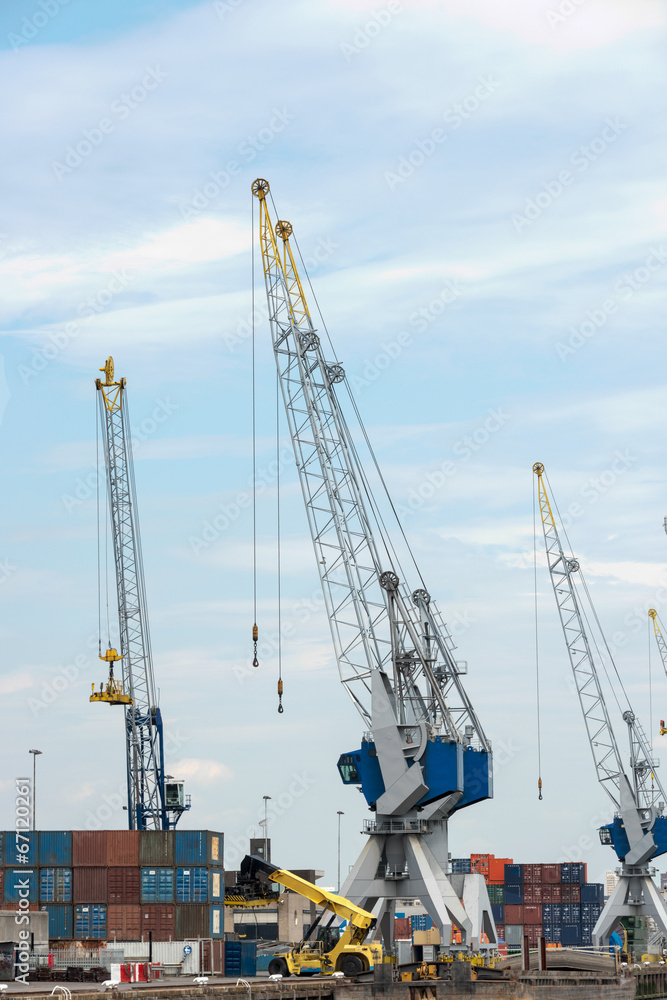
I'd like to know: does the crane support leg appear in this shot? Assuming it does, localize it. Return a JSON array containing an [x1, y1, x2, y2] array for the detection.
[[594, 869, 667, 946]]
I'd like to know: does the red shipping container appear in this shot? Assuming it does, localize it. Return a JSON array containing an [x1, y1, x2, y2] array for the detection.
[[504, 904, 523, 924], [212, 940, 225, 975], [140, 904, 175, 942], [108, 867, 140, 904], [0, 902, 38, 911], [562, 884, 580, 903], [107, 904, 141, 941], [72, 831, 107, 867], [394, 918, 411, 939], [542, 864, 561, 884], [551, 884, 562, 903], [495, 924, 505, 941], [107, 831, 140, 867], [523, 885, 543, 903], [489, 858, 513, 883], [524, 904, 542, 924], [73, 867, 107, 903], [524, 924, 541, 946], [523, 864, 543, 884]]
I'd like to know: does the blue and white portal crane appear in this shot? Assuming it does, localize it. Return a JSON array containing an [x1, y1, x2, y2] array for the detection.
[[252, 179, 495, 954], [93, 357, 189, 830], [534, 462, 667, 944]]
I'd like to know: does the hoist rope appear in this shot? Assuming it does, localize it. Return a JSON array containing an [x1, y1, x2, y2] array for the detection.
[[276, 369, 284, 714], [532, 474, 543, 800], [96, 395, 102, 657], [251, 193, 259, 669], [648, 614, 653, 742]]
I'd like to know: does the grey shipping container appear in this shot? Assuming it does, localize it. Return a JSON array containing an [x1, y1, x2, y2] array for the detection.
[[504, 924, 523, 946], [40, 868, 72, 903], [39, 832, 72, 866], [139, 831, 174, 867], [141, 868, 174, 902]]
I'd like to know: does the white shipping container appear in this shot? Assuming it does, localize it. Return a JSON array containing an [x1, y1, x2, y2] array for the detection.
[[396, 940, 412, 966], [505, 924, 524, 946]]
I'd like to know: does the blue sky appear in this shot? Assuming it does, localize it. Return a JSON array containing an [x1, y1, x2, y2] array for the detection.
[[1, 0, 667, 889]]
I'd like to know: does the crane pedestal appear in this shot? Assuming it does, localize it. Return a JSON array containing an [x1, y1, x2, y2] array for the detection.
[[341, 816, 496, 954], [594, 868, 667, 946]]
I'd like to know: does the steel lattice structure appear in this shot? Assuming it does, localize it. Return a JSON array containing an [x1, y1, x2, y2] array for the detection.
[[253, 179, 488, 750]]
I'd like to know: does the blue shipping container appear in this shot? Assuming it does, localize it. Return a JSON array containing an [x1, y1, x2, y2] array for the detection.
[[543, 924, 562, 944], [3, 831, 37, 866], [543, 904, 562, 924], [451, 859, 471, 873], [141, 868, 174, 903], [173, 831, 223, 866], [504, 884, 524, 905], [44, 904, 73, 940], [4, 868, 37, 902], [410, 915, 433, 930], [561, 863, 586, 884], [210, 905, 224, 939], [562, 904, 581, 924], [561, 924, 581, 946], [581, 924, 593, 945], [176, 867, 208, 903], [491, 904, 504, 923], [39, 832, 72, 867], [581, 902, 602, 922], [75, 904, 107, 939], [209, 869, 224, 902], [40, 868, 72, 903], [580, 883, 604, 904], [505, 864, 523, 882], [225, 941, 255, 976]]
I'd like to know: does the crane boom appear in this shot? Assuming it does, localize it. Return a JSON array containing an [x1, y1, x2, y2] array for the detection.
[[95, 357, 188, 830], [649, 610, 667, 736]]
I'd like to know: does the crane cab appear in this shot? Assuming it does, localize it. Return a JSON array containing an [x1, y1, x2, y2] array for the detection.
[[165, 779, 186, 809]]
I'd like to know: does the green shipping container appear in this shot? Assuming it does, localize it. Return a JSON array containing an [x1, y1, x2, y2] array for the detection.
[[488, 885, 504, 904]]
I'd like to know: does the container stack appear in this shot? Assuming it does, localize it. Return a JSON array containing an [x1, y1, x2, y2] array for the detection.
[[0, 830, 224, 945]]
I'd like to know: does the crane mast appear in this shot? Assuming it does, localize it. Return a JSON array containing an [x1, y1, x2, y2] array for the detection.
[[534, 462, 667, 944], [94, 357, 188, 830], [252, 179, 495, 954]]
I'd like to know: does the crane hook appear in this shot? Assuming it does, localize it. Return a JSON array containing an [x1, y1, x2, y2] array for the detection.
[[538, 776, 543, 801], [252, 623, 259, 668], [277, 678, 284, 714]]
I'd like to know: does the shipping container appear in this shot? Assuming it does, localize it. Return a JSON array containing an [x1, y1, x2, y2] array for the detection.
[[212, 940, 225, 975], [72, 831, 107, 867], [495, 924, 505, 942], [106, 831, 140, 867], [394, 917, 411, 939], [581, 883, 604, 904], [74, 903, 107, 939], [0, 871, 3, 900], [561, 862, 587, 884], [225, 941, 256, 977], [140, 903, 175, 941], [504, 924, 523, 947], [523, 864, 543, 884], [524, 924, 541, 945], [504, 904, 523, 924], [471, 854, 490, 874], [489, 858, 512, 883], [0, 902, 38, 911], [543, 903, 562, 924], [543, 923, 562, 944], [108, 867, 140, 904], [39, 832, 72, 866], [562, 904, 581, 924], [504, 884, 523, 905], [523, 904, 542, 925], [42, 903, 73, 940], [3, 831, 37, 866], [174, 903, 209, 939], [491, 904, 504, 924], [581, 923, 593, 945], [541, 884, 561, 903], [4, 868, 37, 902], [107, 904, 141, 941], [450, 858, 471, 873], [40, 868, 72, 903], [487, 885, 504, 904], [581, 903, 602, 922], [542, 864, 561, 884], [523, 885, 543, 903], [139, 831, 174, 867], [210, 905, 223, 939], [176, 867, 208, 903], [73, 868, 107, 903], [173, 831, 224, 867], [411, 914, 433, 931], [141, 868, 174, 903], [504, 864, 523, 883], [561, 923, 581, 946], [561, 884, 581, 903], [210, 870, 223, 902]]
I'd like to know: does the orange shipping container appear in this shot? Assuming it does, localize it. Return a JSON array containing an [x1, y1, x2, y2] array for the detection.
[[106, 831, 140, 867], [489, 858, 513, 883], [107, 904, 141, 942]]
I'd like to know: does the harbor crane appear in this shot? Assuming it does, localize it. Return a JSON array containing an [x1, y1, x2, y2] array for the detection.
[[533, 462, 667, 944], [93, 357, 189, 830], [251, 179, 495, 954], [649, 610, 667, 736]]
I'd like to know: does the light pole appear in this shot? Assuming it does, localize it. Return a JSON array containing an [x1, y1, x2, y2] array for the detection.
[[337, 811, 344, 893], [28, 750, 42, 831], [263, 796, 271, 861]]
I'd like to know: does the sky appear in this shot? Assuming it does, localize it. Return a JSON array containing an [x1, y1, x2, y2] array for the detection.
[[1, 0, 667, 893]]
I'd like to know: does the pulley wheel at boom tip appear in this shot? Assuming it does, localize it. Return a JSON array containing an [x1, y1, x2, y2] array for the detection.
[[252, 178, 270, 199], [533, 462, 544, 475], [379, 570, 399, 592], [649, 609, 658, 619], [276, 220, 293, 240], [325, 363, 345, 384], [412, 588, 431, 606]]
